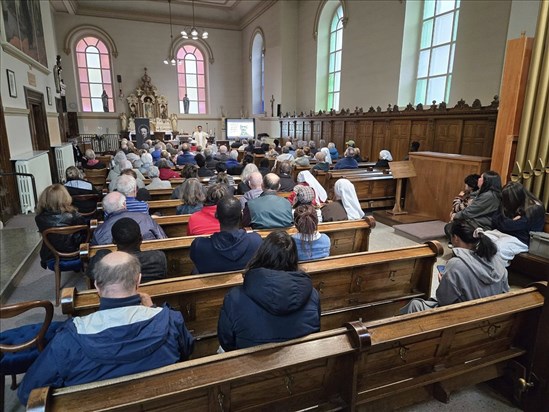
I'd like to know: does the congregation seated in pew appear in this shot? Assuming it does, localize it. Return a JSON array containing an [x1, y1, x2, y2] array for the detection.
[[91, 192, 166, 245], [321, 178, 365, 222], [276, 160, 296, 191], [144, 166, 171, 190], [63, 166, 101, 215], [218, 231, 320, 351], [171, 163, 199, 199], [292, 204, 330, 261], [176, 178, 205, 215], [17, 251, 194, 406], [187, 184, 228, 235], [190, 196, 262, 274], [86, 218, 167, 282], [401, 219, 509, 313]]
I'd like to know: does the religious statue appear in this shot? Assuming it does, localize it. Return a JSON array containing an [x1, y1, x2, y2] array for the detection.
[[53, 55, 62, 93], [183, 94, 190, 114], [120, 113, 127, 131], [144, 99, 153, 118], [270, 95, 275, 117], [128, 117, 135, 131], [60, 79, 66, 97], [102, 90, 109, 112], [160, 105, 168, 119], [170, 113, 178, 131]]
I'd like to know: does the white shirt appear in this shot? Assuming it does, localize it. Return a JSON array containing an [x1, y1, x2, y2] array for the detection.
[[192, 131, 209, 148]]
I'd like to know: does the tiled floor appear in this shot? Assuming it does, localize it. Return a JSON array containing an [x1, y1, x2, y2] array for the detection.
[[1, 214, 519, 412]]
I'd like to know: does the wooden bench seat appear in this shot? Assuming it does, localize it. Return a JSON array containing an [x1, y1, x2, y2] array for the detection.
[[33, 283, 548, 411], [81, 218, 375, 276], [68, 241, 439, 358], [326, 173, 397, 209], [509, 213, 549, 283]]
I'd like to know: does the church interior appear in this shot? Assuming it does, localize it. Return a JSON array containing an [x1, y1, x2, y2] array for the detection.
[[1, 0, 548, 411]]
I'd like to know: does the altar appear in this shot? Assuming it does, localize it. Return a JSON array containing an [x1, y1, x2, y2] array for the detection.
[[119, 68, 178, 135]]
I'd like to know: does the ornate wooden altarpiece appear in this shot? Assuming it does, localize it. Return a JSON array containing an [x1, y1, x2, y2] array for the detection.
[[120, 68, 178, 133]]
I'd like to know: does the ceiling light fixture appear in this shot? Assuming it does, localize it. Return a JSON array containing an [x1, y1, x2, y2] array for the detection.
[[181, 0, 208, 40], [163, 0, 176, 65]]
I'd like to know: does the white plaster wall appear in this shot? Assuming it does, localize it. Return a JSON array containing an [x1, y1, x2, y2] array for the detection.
[[450, 1, 512, 105], [507, 0, 540, 39], [52, 12, 243, 132], [2, 2, 61, 157]]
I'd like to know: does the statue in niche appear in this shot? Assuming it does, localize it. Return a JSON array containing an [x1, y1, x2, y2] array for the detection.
[[128, 117, 135, 131], [120, 113, 127, 131], [170, 113, 178, 131], [143, 98, 154, 118], [102, 90, 109, 112], [53, 55, 62, 93], [183, 94, 190, 114], [160, 105, 168, 119]]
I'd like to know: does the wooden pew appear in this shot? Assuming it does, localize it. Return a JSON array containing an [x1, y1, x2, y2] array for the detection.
[[147, 199, 183, 215], [324, 172, 397, 209], [34, 283, 548, 411], [147, 188, 174, 201], [80, 218, 376, 276], [68, 240, 440, 358], [509, 213, 549, 283]]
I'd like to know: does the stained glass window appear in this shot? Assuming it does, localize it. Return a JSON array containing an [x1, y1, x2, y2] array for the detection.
[[327, 5, 343, 111], [177, 45, 207, 114], [415, 0, 460, 105], [75, 37, 114, 112]]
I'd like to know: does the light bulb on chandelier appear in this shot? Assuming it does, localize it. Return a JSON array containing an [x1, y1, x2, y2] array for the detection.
[[181, 0, 208, 40]]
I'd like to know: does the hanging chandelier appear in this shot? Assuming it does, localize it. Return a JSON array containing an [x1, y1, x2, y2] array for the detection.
[[181, 0, 208, 40], [163, 0, 176, 65]]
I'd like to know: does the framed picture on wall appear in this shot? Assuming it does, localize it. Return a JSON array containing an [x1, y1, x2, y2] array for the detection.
[[7, 69, 17, 97], [46, 86, 52, 105]]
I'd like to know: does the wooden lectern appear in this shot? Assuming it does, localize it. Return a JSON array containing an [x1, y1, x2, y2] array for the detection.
[[387, 161, 416, 215]]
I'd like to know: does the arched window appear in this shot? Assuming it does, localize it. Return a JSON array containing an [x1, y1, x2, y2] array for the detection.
[[251, 32, 265, 115], [327, 5, 343, 110], [75, 36, 114, 112], [177, 45, 207, 114], [415, 0, 460, 104]]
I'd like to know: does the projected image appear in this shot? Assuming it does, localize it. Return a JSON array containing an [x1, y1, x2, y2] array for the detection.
[[226, 119, 255, 140]]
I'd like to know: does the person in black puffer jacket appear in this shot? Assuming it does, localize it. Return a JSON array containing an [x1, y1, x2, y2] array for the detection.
[[217, 230, 320, 351], [35, 184, 87, 268]]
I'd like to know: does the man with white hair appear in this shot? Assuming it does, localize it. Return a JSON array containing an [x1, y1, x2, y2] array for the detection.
[[108, 162, 146, 192], [239, 171, 263, 210], [145, 166, 171, 190], [18, 251, 194, 405], [214, 144, 229, 161], [91, 191, 166, 245], [115, 174, 149, 213]]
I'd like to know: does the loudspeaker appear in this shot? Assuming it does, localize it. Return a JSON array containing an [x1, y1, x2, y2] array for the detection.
[[117, 75, 122, 83], [277, 104, 281, 117]]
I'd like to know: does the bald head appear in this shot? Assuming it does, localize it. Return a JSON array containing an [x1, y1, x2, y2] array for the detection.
[[263, 173, 280, 191], [94, 251, 141, 297], [103, 191, 126, 214], [248, 172, 263, 190]]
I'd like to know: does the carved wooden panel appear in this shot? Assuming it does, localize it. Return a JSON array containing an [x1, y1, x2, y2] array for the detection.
[[295, 121, 303, 140], [432, 120, 462, 154], [312, 121, 322, 143], [372, 121, 387, 160], [321, 121, 332, 141], [461, 120, 495, 157], [344, 120, 356, 142], [410, 121, 430, 152], [357, 120, 373, 161], [389, 121, 411, 161], [332, 121, 345, 149], [303, 121, 312, 141]]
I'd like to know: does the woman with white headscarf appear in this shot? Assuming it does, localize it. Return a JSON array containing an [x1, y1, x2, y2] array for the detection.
[[321, 178, 365, 222], [320, 147, 332, 164], [374, 149, 393, 168], [288, 171, 328, 206]]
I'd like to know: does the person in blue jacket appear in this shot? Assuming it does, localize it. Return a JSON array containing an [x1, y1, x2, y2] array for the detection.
[[217, 231, 321, 351], [18, 252, 194, 405]]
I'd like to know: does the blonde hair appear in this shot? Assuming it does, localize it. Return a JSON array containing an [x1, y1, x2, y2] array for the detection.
[[36, 184, 76, 214]]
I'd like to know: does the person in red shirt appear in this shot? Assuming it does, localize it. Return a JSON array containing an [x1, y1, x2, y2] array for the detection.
[[187, 184, 229, 235], [158, 159, 181, 180]]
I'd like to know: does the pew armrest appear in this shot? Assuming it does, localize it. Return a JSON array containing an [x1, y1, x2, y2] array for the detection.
[[61, 287, 77, 315]]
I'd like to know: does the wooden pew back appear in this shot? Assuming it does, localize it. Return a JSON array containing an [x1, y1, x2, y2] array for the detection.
[[33, 284, 548, 411], [70, 240, 439, 358], [80, 218, 375, 277]]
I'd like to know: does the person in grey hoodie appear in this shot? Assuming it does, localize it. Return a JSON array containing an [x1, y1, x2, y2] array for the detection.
[[190, 196, 262, 274], [401, 219, 509, 313]]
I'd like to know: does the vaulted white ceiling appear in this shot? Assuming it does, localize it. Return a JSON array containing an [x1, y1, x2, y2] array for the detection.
[[49, 0, 277, 30]]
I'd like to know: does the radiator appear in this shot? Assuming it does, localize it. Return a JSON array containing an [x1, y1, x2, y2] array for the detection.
[[14, 151, 53, 214], [54, 143, 76, 182]]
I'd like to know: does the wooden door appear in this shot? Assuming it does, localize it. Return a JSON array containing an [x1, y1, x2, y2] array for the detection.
[[25, 87, 56, 183], [0, 94, 21, 223]]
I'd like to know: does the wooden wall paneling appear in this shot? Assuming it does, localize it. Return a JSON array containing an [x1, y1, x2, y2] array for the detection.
[[289, 121, 295, 139], [296, 121, 303, 140], [389, 120, 412, 161], [357, 120, 373, 161], [461, 120, 494, 157], [333, 121, 345, 149], [406, 152, 492, 221], [410, 121, 430, 152], [313, 120, 322, 143], [344, 120, 356, 143], [321, 120, 332, 142], [303, 120, 312, 141], [433, 120, 462, 154], [372, 121, 387, 160]]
